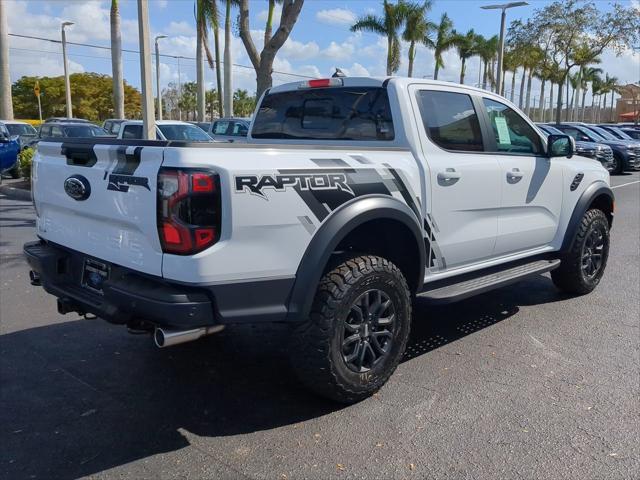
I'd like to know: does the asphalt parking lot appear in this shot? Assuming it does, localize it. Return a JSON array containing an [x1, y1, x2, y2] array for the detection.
[[1, 172, 638, 480]]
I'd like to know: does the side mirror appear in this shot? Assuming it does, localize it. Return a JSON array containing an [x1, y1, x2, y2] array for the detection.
[[548, 134, 574, 158]]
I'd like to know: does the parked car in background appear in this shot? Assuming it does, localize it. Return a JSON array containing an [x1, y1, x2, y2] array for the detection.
[[1, 120, 38, 150], [595, 124, 639, 142], [102, 119, 127, 137], [0, 122, 20, 176], [190, 122, 211, 133], [209, 118, 250, 143], [44, 117, 92, 124], [117, 120, 214, 142], [39, 122, 109, 139], [619, 128, 640, 140], [537, 123, 614, 172], [551, 123, 640, 174]]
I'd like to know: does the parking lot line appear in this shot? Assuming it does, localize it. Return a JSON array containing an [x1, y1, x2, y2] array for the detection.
[[611, 180, 640, 189]]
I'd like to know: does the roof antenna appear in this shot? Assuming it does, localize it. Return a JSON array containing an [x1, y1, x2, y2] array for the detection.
[[332, 68, 346, 78]]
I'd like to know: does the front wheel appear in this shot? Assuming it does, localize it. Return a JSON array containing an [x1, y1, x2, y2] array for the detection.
[[552, 209, 610, 295], [611, 154, 624, 175], [289, 255, 412, 403]]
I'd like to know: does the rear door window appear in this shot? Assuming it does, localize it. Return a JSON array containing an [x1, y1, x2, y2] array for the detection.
[[230, 122, 248, 136], [51, 126, 63, 137], [416, 90, 483, 151], [482, 98, 542, 155], [252, 87, 394, 141]]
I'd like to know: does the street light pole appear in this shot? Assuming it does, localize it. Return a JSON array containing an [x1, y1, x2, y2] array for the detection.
[[137, 0, 155, 140], [61, 21, 74, 118], [0, 0, 14, 120], [481, 2, 528, 96], [154, 34, 167, 121]]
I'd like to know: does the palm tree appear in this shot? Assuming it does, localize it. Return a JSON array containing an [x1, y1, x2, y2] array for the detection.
[[606, 76, 619, 122], [502, 48, 520, 102], [475, 34, 499, 90], [402, 1, 435, 77], [196, 0, 223, 120], [351, 0, 410, 76], [432, 13, 456, 80], [579, 66, 602, 122], [522, 47, 542, 117], [600, 74, 618, 123], [110, 0, 124, 119], [590, 74, 603, 123], [453, 29, 477, 85]]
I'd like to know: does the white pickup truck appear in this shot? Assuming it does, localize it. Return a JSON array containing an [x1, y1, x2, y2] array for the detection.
[[24, 77, 614, 403]]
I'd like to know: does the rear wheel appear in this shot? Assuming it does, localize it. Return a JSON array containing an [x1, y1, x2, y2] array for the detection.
[[290, 255, 412, 403], [552, 209, 610, 294]]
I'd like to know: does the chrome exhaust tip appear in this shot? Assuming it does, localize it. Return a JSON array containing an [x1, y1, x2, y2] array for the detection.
[[29, 270, 41, 286], [153, 325, 224, 348]]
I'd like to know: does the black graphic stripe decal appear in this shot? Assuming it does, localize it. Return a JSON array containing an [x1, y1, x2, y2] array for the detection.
[[310, 158, 354, 169]]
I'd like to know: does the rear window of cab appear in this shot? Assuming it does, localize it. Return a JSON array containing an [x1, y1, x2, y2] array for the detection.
[[251, 87, 395, 141]]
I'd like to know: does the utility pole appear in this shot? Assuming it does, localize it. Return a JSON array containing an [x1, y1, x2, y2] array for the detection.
[[61, 21, 74, 118], [177, 55, 182, 121], [481, 2, 528, 97], [0, 0, 13, 120], [137, 0, 155, 139], [154, 34, 167, 120]]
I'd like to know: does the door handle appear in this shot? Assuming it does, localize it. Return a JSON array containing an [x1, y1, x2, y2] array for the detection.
[[506, 168, 523, 183], [437, 168, 461, 185]]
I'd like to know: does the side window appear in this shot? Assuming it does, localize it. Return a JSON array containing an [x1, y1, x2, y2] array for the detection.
[[557, 126, 589, 142], [39, 125, 51, 137], [482, 98, 542, 155], [51, 126, 63, 137], [213, 121, 230, 135], [122, 125, 143, 139], [417, 90, 483, 152], [230, 122, 248, 136]]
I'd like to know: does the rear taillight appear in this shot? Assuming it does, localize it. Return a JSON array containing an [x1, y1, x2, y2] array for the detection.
[[157, 168, 221, 255]]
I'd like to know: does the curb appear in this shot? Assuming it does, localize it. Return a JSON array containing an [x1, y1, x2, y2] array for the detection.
[[0, 183, 32, 202]]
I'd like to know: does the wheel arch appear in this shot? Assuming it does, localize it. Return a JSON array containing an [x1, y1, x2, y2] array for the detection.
[[561, 181, 614, 254], [286, 195, 426, 322]]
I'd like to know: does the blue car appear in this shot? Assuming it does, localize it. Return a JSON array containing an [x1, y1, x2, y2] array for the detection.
[[0, 122, 20, 177]]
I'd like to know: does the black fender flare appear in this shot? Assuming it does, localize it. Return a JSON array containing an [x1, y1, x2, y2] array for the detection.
[[286, 195, 426, 322], [561, 181, 614, 254]]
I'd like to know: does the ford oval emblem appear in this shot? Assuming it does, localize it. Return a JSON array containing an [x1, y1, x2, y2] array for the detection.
[[64, 175, 91, 201]]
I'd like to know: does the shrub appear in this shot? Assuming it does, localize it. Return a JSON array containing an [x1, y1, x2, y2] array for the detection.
[[18, 147, 34, 179]]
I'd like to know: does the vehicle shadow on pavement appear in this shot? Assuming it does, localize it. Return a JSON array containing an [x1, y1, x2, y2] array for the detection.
[[0, 275, 568, 479]]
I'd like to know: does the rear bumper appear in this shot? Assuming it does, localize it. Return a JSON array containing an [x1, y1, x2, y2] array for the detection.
[[24, 240, 215, 329], [24, 240, 295, 328]]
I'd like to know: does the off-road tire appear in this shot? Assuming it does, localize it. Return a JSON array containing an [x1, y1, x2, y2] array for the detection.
[[552, 209, 610, 295], [290, 255, 412, 404]]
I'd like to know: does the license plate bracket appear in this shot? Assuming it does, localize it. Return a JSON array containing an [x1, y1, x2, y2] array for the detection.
[[81, 258, 110, 295]]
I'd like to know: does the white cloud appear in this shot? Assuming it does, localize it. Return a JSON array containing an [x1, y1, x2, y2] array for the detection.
[[316, 8, 357, 26], [280, 38, 320, 61], [340, 63, 370, 77], [166, 21, 196, 37], [321, 40, 356, 61]]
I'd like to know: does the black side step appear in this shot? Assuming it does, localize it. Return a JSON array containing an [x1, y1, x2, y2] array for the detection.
[[418, 259, 561, 304]]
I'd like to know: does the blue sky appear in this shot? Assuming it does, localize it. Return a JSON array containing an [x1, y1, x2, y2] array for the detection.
[[6, 0, 640, 107]]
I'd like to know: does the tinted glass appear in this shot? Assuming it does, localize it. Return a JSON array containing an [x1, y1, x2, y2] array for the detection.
[[51, 126, 63, 137], [63, 126, 108, 137], [158, 124, 211, 141], [483, 98, 542, 154], [231, 122, 248, 136], [6, 124, 37, 136], [122, 125, 143, 139], [417, 90, 483, 151], [213, 121, 230, 135], [252, 87, 395, 141], [607, 128, 632, 140], [539, 125, 563, 135], [585, 126, 616, 140], [39, 125, 51, 137]]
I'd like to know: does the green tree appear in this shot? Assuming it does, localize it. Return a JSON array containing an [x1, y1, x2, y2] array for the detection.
[[402, 1, 435, 77], [351, 0, 411, 76], [432, 13, 456, 80], [475, 34, 499, 90], [11, 73, 141, 121], [196, 0, 223, 120], [452, 29, 477, 85], [233, 89, 256, 117]]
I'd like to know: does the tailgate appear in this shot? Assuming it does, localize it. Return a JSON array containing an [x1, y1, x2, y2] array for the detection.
[[33, 141, 165, 276]]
